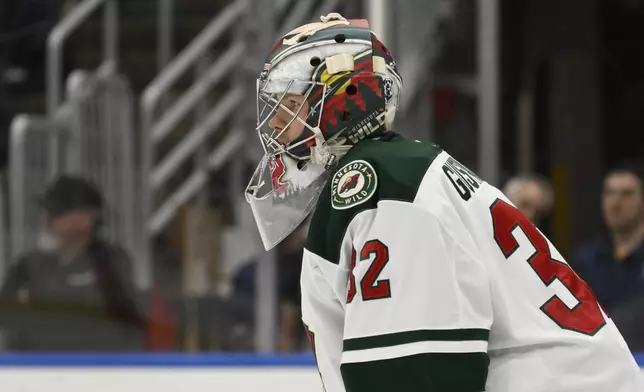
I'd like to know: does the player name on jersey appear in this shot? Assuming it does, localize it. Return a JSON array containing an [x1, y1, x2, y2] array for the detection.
[[442, 156, 483, 201]]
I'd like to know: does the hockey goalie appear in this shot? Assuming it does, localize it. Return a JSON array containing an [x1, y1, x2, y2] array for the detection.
[[245, 13, 643, 392]]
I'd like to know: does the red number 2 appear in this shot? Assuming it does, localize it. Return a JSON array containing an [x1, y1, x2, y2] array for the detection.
[[347, 240, 391, 303], [490, 199, 606, 335]]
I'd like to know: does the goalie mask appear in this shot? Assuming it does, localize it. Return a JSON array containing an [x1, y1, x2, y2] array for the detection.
[[245, 13, 403, 250]]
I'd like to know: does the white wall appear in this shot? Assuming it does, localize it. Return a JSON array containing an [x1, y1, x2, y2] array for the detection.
[[0, 367, 642, 392], [0, 368, 321, 392]]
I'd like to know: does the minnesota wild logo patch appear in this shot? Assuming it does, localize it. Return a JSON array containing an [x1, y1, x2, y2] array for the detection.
[[331, 160, 378, 210]]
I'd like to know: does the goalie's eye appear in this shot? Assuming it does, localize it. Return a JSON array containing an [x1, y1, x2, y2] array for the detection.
[[284, 99, 300, 111], [274, 96, 300, 112]]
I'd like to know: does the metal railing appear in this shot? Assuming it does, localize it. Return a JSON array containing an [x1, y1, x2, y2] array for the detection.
[[8, 110, 75, 261], [139, 0, 250, 289], [47, 0, 118, 115], [66, 71, 139, 263]]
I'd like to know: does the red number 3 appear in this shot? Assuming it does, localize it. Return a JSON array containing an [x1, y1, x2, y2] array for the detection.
[[347, 240, 391, 303], [490, 199, 606, 335]]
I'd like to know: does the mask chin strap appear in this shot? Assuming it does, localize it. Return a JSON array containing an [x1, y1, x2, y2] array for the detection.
[[309, 127, 335, 168], [309, 126, 353, 169]]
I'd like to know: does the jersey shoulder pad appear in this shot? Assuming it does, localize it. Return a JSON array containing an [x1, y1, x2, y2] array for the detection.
[[306, 138, 442, 264]]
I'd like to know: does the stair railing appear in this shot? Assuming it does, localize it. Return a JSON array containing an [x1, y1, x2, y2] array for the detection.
[[47, 0, 118, 115]]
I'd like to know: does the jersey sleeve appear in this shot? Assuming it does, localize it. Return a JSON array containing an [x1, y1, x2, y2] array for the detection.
[[339, 200, 492, 391], [301, 248, 347, 392]]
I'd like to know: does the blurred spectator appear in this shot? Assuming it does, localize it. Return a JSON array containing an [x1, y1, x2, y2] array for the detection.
[[572, 162, 644, 313], [503, 174, 554, 225], [0, 175, 145, 351]]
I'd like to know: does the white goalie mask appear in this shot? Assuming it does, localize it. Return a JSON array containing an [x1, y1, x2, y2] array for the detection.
[[245, 13, 402, 250]]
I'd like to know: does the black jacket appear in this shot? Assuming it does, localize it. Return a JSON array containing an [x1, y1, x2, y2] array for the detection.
[[0, 240, 146, 351]]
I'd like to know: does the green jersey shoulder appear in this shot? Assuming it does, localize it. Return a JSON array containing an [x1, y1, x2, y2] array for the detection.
[[306, 136, 443, 264]]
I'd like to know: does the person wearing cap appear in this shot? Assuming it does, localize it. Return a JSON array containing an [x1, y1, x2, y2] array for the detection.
[[0, 175, 145, 350]]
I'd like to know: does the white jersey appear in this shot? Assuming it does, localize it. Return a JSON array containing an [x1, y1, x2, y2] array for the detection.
[[301, 136, 642, 392]]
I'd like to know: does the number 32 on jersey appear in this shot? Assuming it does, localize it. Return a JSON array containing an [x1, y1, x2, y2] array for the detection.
[[345, 199, 606, 337]]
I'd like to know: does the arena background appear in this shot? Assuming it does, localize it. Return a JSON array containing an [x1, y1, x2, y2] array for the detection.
[[0, 0, 642, 389]]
